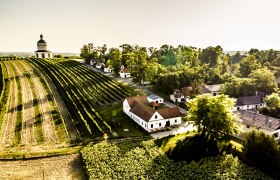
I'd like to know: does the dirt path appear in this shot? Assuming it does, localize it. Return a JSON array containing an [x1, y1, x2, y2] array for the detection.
[[28, 60, 80, 142], [19, 60, 59, 144], [0, 154, 86, 179], [12, 61, 37, 145], [0, 62, 18, 147]]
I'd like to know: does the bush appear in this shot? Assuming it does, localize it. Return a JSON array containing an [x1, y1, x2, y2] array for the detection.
[[243, 131, 280, 177], [81, 139, 271, 179]]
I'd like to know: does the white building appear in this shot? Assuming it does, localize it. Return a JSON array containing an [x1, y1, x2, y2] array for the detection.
[[232, 94, 266, 111], [170, 87, 192, 103], [120, 66, 131, 78], [199, 84, 222, 96], [34, 34, 52, 59], [147, 95, 164, 104], [95, 62, 105, 69], [104, 64, 112, 73], [237, 110, 280, 140], [123, 96, 182, 132]]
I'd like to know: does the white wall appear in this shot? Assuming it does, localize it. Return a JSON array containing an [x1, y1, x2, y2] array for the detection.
[[232, 103, 265, 111], [147, 97, 164, 104], [104, 68, 111, 73], [120, 72, 131, 78]]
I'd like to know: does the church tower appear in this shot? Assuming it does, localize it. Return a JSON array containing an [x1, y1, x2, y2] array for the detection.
[[34, 34, 53, 59]]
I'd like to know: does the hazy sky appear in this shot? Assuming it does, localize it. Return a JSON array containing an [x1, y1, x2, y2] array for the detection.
[[1, 0, 280, 53]]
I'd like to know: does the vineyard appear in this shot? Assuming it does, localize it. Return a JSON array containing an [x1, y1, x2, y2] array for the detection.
[[0, 57, 130, 152], [0, 59, 71, 150], [27, 58, 130, 139], [81, 139, 271, 179]]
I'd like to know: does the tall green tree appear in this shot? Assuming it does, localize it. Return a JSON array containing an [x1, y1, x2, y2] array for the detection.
[[187, 94, 239, 140], [107, 48, 122, 74], [248, 67, 277, 94], [238, 55, 261, 77], [243, 131, 280, 175], [264, 93, 280, 110], [221, 77, 255, 97]]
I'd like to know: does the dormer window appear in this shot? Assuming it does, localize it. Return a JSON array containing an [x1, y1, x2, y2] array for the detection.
[[155, 115, 157, 119]]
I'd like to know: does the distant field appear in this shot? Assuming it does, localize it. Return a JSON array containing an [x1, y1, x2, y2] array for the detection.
[[0, 154, 86, 179]]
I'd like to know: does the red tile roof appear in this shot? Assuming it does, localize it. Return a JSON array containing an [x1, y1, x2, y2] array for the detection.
[[157, 107, 183, 119]]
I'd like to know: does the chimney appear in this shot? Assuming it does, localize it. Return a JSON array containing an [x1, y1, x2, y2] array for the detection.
[[268, 120, 272, 128], [265, 116, 269, 125]]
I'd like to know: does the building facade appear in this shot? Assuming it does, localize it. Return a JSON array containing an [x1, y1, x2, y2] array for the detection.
[[123, 96, 182, 132], [34, 34, 52, 59]]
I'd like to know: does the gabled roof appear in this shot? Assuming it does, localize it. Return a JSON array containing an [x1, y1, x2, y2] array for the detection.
[[126, 96, 149, 108], [236, 95, 264, 106], [130, 100, 156, 122], [157, 107, 182, 119], [121, 67, 130, 73], [237, 110, 280, 132], [96, 62, 104, 66], [181, 86, 193, 95], [199, 84, 221, 94], [126, 96, 182, 121]]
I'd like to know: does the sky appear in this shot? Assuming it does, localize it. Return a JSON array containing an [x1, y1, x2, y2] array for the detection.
[[1, 0, 280, 53]]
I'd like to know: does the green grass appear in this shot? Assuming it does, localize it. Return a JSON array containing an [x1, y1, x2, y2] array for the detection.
[[155, 131, 198, 153], [98, 102, 149, 138], [117, 80, 147, 96]]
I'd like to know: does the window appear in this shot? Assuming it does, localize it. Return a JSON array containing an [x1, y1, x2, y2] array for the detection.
[[246, 125, 250, 128], [151, 124, 153, 128], [237, 107, 240, 110], [145, 124, 146, 127], [155, 115, 157, 119], [142, 122, 143, 125], [175, 119, 177, 123], [159, 123, 161, 127]]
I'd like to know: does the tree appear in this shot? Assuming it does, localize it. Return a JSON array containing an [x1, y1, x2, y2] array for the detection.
[[187, 94, 239, 140], [107, 48, 122, 74], [243, 131, 280, 175], [238, 55, 261, 77], [248, 67, 277, 94], [264, 93, 280, 110], [230, 51, 243, 64], [200, 46, 223, 67], [221, 77, 255, 98]]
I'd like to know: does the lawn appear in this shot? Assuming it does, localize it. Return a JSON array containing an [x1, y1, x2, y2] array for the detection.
[[98, 102, 149, 138]]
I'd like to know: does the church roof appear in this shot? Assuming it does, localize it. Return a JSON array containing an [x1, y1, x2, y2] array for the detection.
[[37, 39, 47, 44], [35, 50, 51, 53]]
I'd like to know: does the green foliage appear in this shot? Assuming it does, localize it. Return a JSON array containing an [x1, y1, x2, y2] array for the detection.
[[248, 67, 277, 94], [238, 55, 261, 77], [81, 139, 271, 179], [243, 131, 280, 176], [230, 51, 243, 64], [187, 94, 238, 139], [221, 77, 255, 97], [264, 93, 280, 110]]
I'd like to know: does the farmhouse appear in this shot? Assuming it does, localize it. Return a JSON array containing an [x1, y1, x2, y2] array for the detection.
[[123, 96, 182, 132], [237, 110, 280, 140], [198, 84, 221, 96], [104, 64, 112, 73], [170, 86, 192, 103], [34, 34, 52, 59], [232, 93, 266, 111], [147, 95, 164, 104], [95, 62, 105, 69], [120, 66, 131, 78]]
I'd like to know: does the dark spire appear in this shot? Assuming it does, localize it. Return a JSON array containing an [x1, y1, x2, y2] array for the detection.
[[40, 34, 43, 40]]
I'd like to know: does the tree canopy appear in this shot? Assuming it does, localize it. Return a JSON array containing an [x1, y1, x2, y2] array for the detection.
[[187, 94, 239, 140]]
